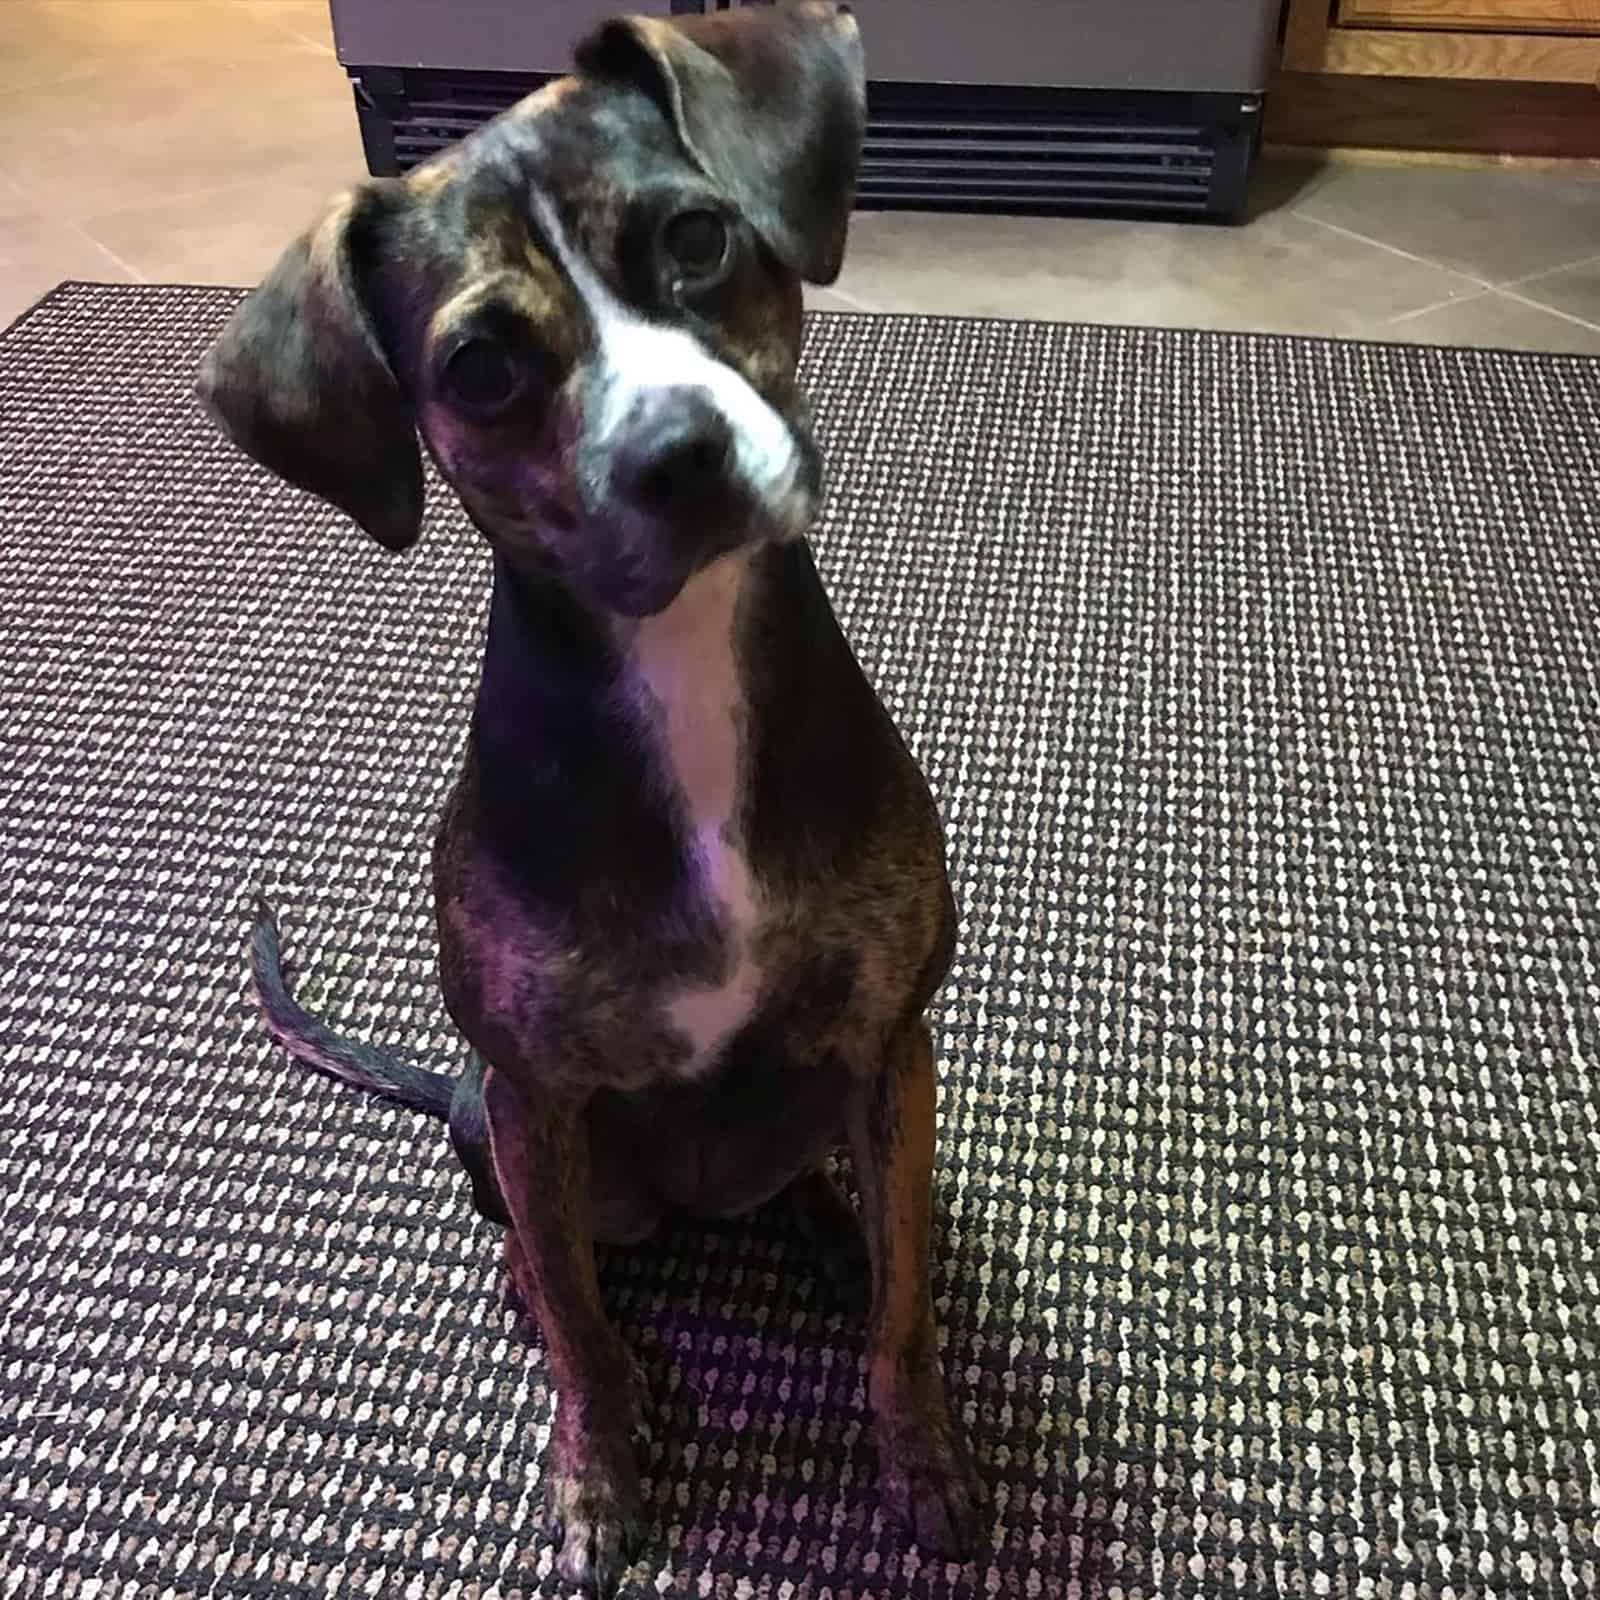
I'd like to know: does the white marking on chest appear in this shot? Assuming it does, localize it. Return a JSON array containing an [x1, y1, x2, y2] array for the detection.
[[626, 554, 764, 1076]]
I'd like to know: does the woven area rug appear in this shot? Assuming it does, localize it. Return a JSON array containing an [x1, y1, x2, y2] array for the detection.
[[2, 282, 1598, 1600]]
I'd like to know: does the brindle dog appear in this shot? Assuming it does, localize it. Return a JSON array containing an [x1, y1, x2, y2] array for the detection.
[[199, 4, 977, 1592]]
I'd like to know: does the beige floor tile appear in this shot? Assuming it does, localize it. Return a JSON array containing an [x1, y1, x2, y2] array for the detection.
[[0, 0, 286, 93], [242, 1, 337, 54], [831, 208, 1483, 337], [73, 178, 332, 285], [1245, 156, 1327, 218], [3, 39, 363, 221], [803, 285, 871, 315], [0, 171, 37, 222], [1377, 289, 1600, 356], [0, 214, 136, 332], [1512, 256, 1600, 331], [1291, 161, 1600, 286]]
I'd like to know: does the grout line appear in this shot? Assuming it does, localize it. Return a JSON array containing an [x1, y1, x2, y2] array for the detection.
[[1380, 282, 1600, 341], [283, 29, 338, 57], [1498, 288, 1600, 336], [1, 156, 149, 284], [818, 283, 884, 314], [4, 166, 58, 218], [1501, 251, 1600, 291], [90, 178, 312, 222], [241, 0, 340, 58], [8, 171, 335, 230], [262, 20, 339, 58], [61, 218, 148, 285], [1381, 286, 1493, 328], [1297, 212, 1495, 292]]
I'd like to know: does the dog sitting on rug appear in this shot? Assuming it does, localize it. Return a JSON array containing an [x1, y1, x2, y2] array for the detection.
[[197, 4, 977, 1592]]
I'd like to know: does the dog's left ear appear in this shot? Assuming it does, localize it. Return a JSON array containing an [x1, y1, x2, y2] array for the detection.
[[196, 182, 424, 553], [575, 1, 866, 285]]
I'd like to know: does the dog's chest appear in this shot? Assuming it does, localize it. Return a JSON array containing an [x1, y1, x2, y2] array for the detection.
[[626, 557, 765, 1078]]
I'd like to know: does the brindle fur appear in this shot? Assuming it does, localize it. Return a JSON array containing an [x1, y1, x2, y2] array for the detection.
[[202, 6, 977, 1593]]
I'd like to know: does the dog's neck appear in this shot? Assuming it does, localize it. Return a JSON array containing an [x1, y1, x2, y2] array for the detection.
[[476, 544, 763, 1068], [474, 553, 615, 753], [613, 552, 752, 841], [475, 549, 755, 831]]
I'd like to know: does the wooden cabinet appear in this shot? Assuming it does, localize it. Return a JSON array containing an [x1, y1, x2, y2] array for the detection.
[[1271, 0, 1600, 156], [1283, 0, 1600, 81], [1337, 0, 1600, 30]]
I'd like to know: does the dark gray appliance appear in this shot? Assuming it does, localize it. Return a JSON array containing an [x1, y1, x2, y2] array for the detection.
[[331, 0, 1278, 218]]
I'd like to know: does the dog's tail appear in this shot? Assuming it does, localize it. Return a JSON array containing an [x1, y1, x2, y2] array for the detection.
[[248, 897, 454, 1120]]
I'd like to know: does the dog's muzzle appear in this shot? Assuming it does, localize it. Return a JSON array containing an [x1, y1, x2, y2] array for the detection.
[[573, 378, 818, 617], [610, 386, 736, 522]]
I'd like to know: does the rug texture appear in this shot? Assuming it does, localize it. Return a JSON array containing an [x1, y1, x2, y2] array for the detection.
[[1, 282, 1598, 1600]]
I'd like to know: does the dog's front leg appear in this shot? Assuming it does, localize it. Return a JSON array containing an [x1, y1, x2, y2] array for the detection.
[[849, 1020, 980, 1555], [481, 1063, 644, 1598]]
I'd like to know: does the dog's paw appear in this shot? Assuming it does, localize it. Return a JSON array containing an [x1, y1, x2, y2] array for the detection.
[[546, 1463, 646, 1599], [552, 1508, 644, 1599], [878, 1416, 982, 1558]]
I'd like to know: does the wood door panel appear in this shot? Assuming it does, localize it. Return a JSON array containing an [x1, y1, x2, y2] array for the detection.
[[1338, 0, 1600, 32], [1323, 25, 1600, 75], [1265, 69, 1600, 155]]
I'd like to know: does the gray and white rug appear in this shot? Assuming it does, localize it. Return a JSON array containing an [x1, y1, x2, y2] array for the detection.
[[1, 282, 1597, 1599]]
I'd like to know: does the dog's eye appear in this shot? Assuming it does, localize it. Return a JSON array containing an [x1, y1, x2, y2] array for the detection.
[[441, 337, 525, 418], [661, 209, 730, 287]]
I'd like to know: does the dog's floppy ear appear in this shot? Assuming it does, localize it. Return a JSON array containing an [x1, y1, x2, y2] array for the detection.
[[575, 2, 866, 285], [196, 182, 423, 553]]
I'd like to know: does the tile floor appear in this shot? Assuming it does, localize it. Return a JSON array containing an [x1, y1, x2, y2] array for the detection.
[[2, 0, 1599, 350]]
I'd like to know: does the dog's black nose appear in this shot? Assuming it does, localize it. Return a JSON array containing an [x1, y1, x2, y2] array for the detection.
[[614, 388, 734, 514]]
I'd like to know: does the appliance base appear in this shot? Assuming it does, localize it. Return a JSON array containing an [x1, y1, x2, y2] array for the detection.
[[349, 67, 1262, 220]]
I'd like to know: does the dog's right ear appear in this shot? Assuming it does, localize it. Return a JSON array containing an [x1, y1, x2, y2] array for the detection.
[[575, 2, 865, 286], [196, 182, 424, 553]]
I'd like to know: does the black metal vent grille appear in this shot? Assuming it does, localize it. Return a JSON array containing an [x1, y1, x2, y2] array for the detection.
[[859, 85, 1220, 214], [370, 73, 533, 175], [354, 71, 1257, 220]]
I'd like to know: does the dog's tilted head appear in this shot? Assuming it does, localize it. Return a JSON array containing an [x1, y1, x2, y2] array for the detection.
[[197, 2, 865, 617]]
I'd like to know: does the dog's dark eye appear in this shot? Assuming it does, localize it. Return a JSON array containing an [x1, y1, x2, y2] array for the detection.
[[661, 209, 730, 286], [440, 337, 525, 418]]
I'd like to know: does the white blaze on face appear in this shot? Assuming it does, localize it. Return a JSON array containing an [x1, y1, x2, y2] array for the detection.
[[532, 194, 807, 529], [532, 193, 792, 1074], [626, 551, 766, 1077]]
